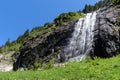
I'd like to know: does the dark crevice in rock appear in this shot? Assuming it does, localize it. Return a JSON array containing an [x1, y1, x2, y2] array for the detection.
[[93, 5, 120, 58]]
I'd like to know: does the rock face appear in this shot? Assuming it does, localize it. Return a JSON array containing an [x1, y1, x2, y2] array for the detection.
[[13, 5, 120, 70], [13, 21, 76, 70], [0, 63, 13, 72], [0, 53, 13, 72], [93, 5, 120, 57]]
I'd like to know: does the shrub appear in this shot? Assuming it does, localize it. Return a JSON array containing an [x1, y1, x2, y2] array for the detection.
[[43, 59, 54, 69], [33, 61, 39, 70], [112, 0, 120, 5], [54, 12, 84, 26]]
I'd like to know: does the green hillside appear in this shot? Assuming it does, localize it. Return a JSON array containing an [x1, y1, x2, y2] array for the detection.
[[0, 55, 120, 80]]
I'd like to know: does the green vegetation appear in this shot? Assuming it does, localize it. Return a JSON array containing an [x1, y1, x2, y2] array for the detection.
[[82, 0, 120, 13], [112, 0, 120, 5], [117, 17, 120, 22], [0, 55, 120, 80], [82, 0, 111, 13], [0, 42, 21, 53], [42, 59, 54, 69], [54, 12, 84, 26], [116, 17, 120, 30]]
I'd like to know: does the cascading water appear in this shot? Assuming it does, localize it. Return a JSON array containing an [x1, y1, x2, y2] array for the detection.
[[64, 12, 97, 61]]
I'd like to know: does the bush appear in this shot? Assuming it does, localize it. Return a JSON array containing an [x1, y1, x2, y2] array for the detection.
[[43, 59, 54, 69], [54, 12, 84, 26], [33, 61, 39, 70]]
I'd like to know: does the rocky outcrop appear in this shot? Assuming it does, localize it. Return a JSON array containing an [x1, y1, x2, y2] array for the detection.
[[13, 21, 76, 70], [0, 52, 14, 72], [93, 5, 120, 57]]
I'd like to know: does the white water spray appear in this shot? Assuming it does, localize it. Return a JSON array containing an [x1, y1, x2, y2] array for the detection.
[[65, 12, 97, 61]]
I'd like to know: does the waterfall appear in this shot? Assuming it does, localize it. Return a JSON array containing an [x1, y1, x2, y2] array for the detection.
[[64, 12, 97, 61]]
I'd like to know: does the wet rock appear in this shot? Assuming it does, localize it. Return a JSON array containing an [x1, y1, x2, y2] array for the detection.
[[94, 5, 120, 57]]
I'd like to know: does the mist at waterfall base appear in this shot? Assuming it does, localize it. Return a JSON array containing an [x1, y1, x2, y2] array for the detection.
[[64, 12, 97, 62]]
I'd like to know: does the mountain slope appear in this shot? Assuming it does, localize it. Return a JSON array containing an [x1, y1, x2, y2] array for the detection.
[[13, 4, 120, 70], [0, 0, 120, 71], [13, 13, 84, 70]]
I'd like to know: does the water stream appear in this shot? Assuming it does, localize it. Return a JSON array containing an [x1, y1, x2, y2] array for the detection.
[[65, 12, 97, 61]]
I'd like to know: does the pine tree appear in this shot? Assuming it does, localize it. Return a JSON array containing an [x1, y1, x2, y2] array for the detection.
[[5, 38, 11, 46]]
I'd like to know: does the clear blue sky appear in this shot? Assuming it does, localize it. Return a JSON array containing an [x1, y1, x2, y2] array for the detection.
[[0, 0, 100, 46]]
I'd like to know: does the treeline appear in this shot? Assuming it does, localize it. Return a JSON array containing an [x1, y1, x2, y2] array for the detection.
[[0, 29, 31, 53], [82, 0, 120, 13]]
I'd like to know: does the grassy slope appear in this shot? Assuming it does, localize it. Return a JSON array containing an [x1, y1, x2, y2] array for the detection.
[[0, 55, 120, 80]]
